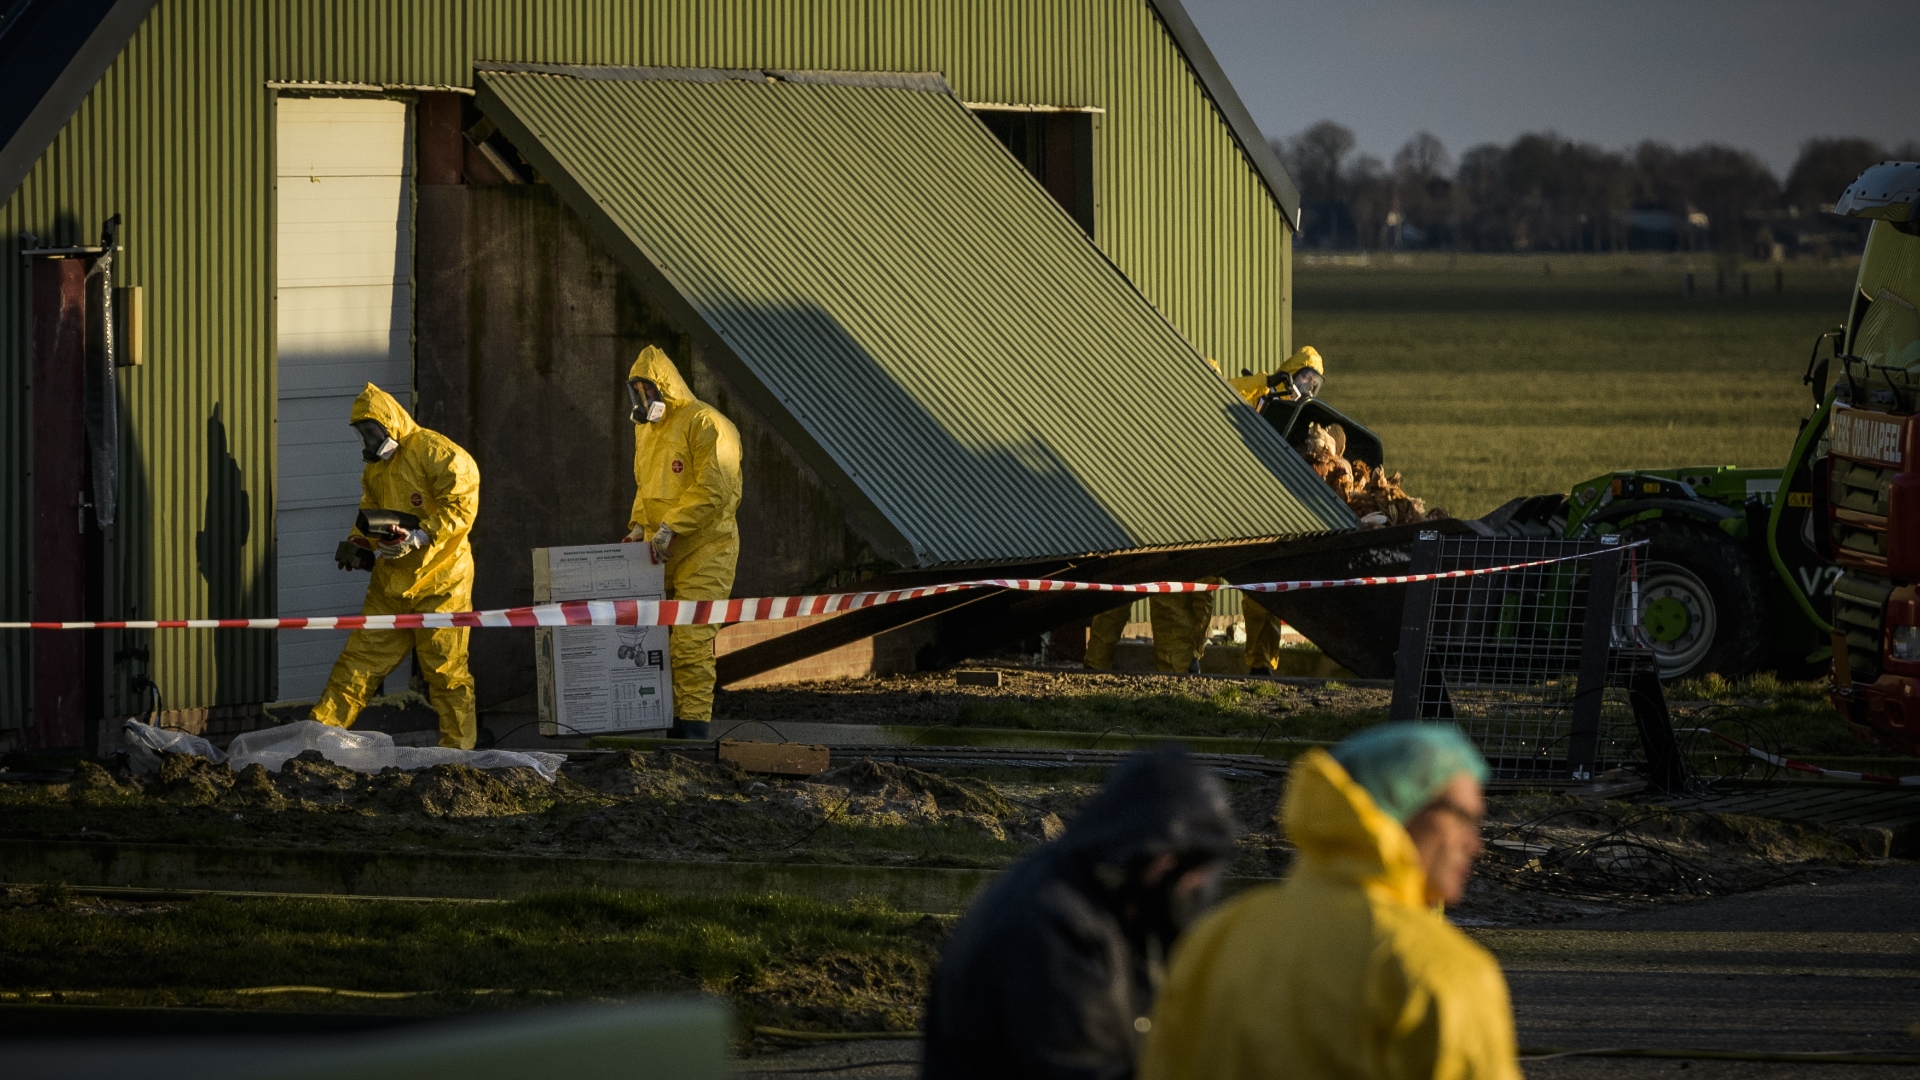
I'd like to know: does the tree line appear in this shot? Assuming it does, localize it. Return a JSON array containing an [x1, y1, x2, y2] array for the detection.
[[1275, 122, 1920, 258]]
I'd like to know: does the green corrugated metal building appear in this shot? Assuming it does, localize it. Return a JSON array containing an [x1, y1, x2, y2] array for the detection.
[[2, 0, 1318, 744]]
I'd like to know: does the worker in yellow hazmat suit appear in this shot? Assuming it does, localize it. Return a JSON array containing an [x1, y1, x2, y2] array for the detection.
[[312, 384, 481, 749], [1242, 598, 1284, 675], [1141, 724, 1519, 1080], [623, 346, 742, 738], [1083, 605, 1132, 671], [1082, 585, 1218, 675], [1226, 345, 1323, 408], [1151, 582, 1221, 673], [1225, 346, 1326, 675]]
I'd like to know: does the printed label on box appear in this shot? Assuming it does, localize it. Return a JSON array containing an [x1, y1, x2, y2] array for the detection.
[[535, 544, 672, 734]]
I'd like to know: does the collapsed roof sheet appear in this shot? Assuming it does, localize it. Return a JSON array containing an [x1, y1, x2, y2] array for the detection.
[[476, 64, 1354, 566]]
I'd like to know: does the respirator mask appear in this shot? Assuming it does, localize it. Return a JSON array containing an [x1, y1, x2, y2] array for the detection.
[[1289, 368, 1322, 400], [628, 378, 666, 424], [353, 420, 399, 463]]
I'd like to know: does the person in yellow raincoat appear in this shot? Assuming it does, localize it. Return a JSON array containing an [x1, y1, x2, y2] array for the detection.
[[312, 384, 481, 749], [1141, 723, 1519, 1080], [1224, 346, 1325, 675], [622, 346, 742, 738]]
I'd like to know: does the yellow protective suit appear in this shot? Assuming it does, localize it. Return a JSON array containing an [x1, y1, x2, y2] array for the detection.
[[1140, 749, 1521, 1080], [627, 347, 743, 723], [1083, 604, 1132, 670], [312, 385, 481, 749], [1227, 345, 1325, 407], [1082, 590, 1214, 673], [1243, 595, 1282, 674], [1151, 581, 1222, 673]]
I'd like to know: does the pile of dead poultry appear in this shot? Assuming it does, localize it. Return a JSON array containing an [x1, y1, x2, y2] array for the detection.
[[1299, 422, 1449, 527]]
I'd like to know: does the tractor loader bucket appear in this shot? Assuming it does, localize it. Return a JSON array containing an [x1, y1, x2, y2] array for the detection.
[[1229, 517, 1487, 678]]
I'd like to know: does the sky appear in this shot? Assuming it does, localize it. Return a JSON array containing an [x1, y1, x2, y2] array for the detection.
[[1180, 0, 1920, 179]]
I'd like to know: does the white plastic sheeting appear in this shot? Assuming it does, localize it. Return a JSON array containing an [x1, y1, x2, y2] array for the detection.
[[122, 720, 565, 782]]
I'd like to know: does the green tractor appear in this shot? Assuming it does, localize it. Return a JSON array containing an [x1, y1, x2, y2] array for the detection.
[[1489, 163, 1920, 684], [1490, 460, 1832, 682]]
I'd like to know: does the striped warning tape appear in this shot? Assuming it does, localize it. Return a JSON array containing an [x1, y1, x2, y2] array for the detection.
[[1685, 728, 1920, 785], [0, 544, 1633, 632]]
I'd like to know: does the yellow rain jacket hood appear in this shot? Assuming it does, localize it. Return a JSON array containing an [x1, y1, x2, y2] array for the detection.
[[1141, 749, 1520, 1080], [349, 383, 479, 604]]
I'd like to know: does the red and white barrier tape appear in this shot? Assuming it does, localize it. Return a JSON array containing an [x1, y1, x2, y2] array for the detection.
[[0, 546, 1627, 632], [1686, 728, 1920, 786]]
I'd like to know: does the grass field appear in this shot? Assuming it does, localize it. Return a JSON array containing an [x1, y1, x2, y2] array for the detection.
[[1293, 253, 1863, 518]]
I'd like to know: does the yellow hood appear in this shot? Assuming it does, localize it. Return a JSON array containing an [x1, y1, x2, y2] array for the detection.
[[628, 346, 696, 409], [1282, 749, 1429, 909], [1279, 345, 1324, 378], [349, 383, 419, 441]]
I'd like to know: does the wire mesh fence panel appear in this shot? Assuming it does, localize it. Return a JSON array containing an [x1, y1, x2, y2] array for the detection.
[[1391, 534, 1661, 781]]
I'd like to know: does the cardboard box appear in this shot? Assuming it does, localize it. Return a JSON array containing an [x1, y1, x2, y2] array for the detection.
[[533, 544, 673, 736]]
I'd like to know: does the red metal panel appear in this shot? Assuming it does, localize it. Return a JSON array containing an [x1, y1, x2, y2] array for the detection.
[[30, 257, 88, 750]]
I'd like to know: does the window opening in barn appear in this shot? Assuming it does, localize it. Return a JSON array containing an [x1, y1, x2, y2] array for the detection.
[[972, 108, 1096, 237]]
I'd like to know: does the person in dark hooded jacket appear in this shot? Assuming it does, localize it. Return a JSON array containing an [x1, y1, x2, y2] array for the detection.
[[923, 745, 1237, 1080]]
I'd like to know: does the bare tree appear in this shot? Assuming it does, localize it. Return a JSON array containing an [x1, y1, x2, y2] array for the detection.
[[1393, 131, 1452, 182], [1283, 120, 1357, 204], [1785, 136, 1889, 215]]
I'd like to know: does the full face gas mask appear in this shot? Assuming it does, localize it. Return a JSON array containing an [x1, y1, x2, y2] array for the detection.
[[353, 420, 399, 463], [628, 378, 666, 425], [1289, 368, 1323, 400]]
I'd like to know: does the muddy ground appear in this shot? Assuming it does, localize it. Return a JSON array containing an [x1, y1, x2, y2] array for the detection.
[[714, 670, 1393, 742], [1, 748, 1876, 924]]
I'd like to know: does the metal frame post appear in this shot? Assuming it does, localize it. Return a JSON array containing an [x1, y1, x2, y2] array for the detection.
[[1389, 532, 1442, 721], [1566, 542, 1622, 778]]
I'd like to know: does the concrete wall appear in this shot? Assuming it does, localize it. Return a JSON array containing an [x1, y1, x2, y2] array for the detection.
[[415, 185, 891, 706]]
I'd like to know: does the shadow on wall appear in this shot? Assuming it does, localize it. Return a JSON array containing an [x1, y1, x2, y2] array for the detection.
[[101, 376, 155, 723], [196, 402, 265, 706], [702, 299, 1140, 566]]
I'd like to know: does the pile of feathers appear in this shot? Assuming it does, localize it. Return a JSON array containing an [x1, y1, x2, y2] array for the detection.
[[1298, 422, 1449, 528]]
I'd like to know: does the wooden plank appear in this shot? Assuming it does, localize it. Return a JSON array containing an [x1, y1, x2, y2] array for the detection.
[[716, 739, 831, 778], [713, 589, 982, 686]]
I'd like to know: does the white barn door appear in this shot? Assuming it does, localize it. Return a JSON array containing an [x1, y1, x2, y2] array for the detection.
[[274, 97, 413, 702]]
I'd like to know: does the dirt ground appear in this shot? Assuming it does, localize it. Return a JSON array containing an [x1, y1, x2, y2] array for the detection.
[[1, 746, 1876, 923]]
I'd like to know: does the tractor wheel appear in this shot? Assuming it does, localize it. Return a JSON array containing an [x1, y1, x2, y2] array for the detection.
[[1615, 519, 1767, 682]]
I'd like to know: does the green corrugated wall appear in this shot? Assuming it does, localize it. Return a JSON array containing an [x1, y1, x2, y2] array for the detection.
[[2, 1, 275, 724], [1, 0, 1292, 725]]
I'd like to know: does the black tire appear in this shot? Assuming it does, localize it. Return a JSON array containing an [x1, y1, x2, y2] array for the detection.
[[1615, 518, 1767, 682]]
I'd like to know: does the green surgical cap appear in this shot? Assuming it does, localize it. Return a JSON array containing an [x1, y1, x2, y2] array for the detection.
[[1330, 722, 1491, 823]]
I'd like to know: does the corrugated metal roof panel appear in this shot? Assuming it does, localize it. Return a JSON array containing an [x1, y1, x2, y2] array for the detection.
[[478, 66, 1352, 567]]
